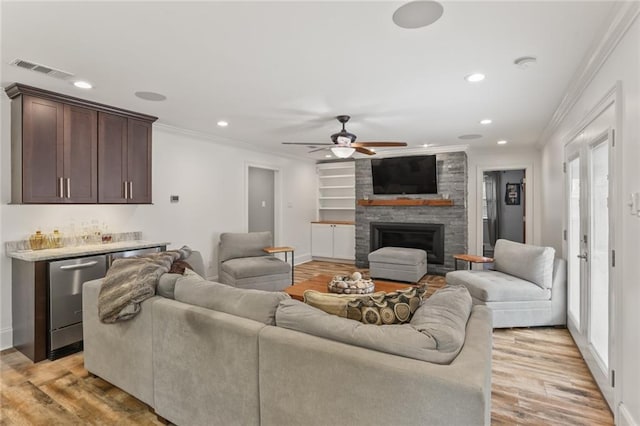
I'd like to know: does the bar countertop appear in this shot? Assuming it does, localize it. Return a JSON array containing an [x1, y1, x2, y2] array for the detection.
[[7, 240, 170, 262]]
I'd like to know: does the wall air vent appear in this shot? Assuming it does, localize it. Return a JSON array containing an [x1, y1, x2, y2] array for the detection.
[[9, 58, 74, 80]]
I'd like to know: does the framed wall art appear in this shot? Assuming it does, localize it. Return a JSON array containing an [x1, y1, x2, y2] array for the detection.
[[505, 182, 521, 205]]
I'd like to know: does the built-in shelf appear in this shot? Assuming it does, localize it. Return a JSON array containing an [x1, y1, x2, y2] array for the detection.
[[319, 207, 356, 210], [357, 199, 454, 207], [319, 185, 355, 189], [317, 162, 355, 222], [311, 220, 356, 225], [319, 174, 354, 179]]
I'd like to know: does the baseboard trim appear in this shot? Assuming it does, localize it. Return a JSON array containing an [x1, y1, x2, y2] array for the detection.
[[0, 327, 13, 351], [310, 256, 355, 265], [619, 403, 638, 426], [293, 253, 312, 266]]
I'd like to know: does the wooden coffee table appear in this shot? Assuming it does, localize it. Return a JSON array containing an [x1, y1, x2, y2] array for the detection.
[[285, 274, 417, 301]]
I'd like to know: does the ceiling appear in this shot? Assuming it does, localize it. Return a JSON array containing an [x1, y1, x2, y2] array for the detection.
[[1, 1, 615, 160]]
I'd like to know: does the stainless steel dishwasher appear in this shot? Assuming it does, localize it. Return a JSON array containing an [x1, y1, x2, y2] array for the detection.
[[49, 255, 107, 359]]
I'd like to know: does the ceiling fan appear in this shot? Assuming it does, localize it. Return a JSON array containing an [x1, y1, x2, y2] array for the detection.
[[282, 115, 407, 158]]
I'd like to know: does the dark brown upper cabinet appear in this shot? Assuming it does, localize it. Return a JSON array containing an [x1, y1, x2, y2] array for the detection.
[[98, 113, 152, 203], [6, 83, 157, 204], [16, 95, 64, 203], [127, 119, 152, 203], [64, 104, 98, 203]]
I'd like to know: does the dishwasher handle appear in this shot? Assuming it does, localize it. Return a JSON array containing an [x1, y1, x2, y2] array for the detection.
[[58, 261, 99, 271]]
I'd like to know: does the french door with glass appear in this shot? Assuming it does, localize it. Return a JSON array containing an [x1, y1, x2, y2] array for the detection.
[[565, 128, 615, 408]]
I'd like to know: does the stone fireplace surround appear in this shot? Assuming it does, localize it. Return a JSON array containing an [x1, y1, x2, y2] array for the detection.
[[355, 151, 468, 276]]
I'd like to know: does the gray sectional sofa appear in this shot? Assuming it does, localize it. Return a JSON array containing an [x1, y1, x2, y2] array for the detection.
[[83, 252, 493, 426]]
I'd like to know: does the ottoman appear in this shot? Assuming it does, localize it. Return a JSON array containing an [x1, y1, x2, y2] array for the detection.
[[368, 247, 427, 283]]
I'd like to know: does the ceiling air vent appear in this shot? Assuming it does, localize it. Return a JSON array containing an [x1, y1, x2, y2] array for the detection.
[[9, 58, 74, 80]]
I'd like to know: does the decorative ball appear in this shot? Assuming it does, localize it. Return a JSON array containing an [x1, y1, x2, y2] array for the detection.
[[328, 273, 375, 295]]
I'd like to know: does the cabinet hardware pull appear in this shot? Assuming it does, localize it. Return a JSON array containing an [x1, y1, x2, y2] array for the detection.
[[58, 177, 64, 198], [59, 261, 99, 270], [129, 181, 133, 199], [124, 181, 128, 200], [66, 178, 71, 198]]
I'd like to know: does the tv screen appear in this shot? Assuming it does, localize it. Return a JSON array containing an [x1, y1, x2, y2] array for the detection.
[[371, 155, 438, 195]]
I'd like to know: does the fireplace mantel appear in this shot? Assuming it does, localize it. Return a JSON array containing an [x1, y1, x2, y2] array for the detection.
[[357, 199, 453, 207]]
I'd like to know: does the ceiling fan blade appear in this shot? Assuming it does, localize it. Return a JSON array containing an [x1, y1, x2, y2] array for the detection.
[[282, 142, 333, 145], [308, 147, 330, 153], [352, 142, 408, 147], [355, 147, 376, 155]]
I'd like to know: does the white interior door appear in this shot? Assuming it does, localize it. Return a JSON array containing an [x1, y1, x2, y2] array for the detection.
[[565, 129, 615, 408]]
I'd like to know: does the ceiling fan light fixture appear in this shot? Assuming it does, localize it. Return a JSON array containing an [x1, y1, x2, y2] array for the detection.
[[331, 147, 356, 158], [336, 135, 352, 144]]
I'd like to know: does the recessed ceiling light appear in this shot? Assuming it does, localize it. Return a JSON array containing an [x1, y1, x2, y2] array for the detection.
[[497, 140, 508, 145], [480, 119, 492, 125], [422, 144, 430, 147], [217, 121, 229, 127], [325, 154, 332, 158], [135, 91, 166, 101], [465, 73, 485, 83], [458, 134, 482, 140], [73, 81, 92, 89], [393, 1, 444, 29]]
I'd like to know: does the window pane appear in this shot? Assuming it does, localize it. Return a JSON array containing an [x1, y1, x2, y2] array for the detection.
[[567, 158, 581, 327], [589, 141, 609, 368]]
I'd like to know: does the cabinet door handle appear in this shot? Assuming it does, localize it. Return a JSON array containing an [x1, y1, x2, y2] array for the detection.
[[129, 181, 133, 199], [124, 181, 128, 200], [66, 178, 71, 199], [58, 177, 64, 198], [59, 261, 99, 270]]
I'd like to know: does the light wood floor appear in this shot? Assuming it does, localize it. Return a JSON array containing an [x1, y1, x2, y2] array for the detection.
[[1, 261, 613, 425]]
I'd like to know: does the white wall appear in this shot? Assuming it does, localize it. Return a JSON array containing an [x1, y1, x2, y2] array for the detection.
[[0, 93, 317, 349], [540, 14, 639, 425]]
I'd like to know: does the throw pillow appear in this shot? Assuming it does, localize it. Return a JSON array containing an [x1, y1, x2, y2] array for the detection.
[[303, 290, 386, 318], [168, 259, 193, 275], [158, 268, 204, 299], [303, 285, 427, 325], [346, 284, 428, 325]]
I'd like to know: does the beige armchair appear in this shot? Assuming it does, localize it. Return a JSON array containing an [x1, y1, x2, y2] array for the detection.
[[446, 239, 566, 328], [217, 231, 291, 291]]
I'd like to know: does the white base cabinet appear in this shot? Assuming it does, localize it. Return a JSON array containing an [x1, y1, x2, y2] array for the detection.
[[311, 223, 355, 260]]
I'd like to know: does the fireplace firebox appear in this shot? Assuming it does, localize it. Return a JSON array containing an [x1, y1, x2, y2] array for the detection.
[[370, 222, 445, 265]]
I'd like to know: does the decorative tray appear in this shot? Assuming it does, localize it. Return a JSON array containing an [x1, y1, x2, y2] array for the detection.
[[328, 272, 375, 295]]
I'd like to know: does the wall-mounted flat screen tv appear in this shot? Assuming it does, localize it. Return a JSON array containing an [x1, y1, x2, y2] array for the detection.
[[371, 155, 437, 195]]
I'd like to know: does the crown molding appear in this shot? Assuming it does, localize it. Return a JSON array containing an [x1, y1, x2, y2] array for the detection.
[[537, 2, 640, 148], [154, 122, 315, 163]]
